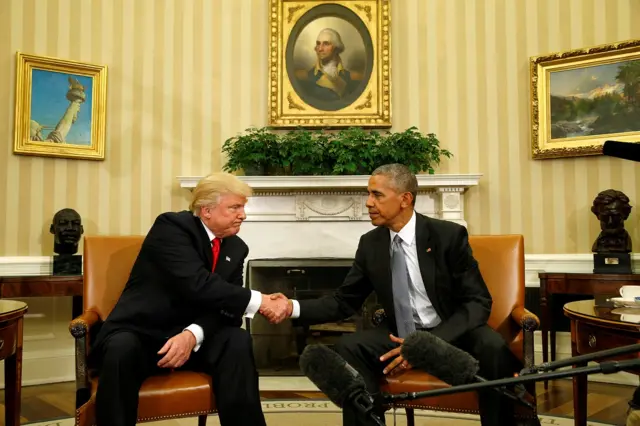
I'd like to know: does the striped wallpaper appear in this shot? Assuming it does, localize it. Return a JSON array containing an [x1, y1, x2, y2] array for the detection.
[[1, 0, 639, 256]]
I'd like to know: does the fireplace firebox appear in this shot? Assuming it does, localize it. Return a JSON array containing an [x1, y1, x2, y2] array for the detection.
[[245, 258, 380, 376]]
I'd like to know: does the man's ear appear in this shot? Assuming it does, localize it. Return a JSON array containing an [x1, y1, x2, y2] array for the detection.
[[401, 192, 413, 208], [49, 224, 55, 234]]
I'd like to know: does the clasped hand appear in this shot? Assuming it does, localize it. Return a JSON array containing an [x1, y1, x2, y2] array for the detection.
[[259, 292, 292, 324]]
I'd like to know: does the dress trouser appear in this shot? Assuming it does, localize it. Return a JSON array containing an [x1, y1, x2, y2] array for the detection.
[[332, 324, 529, 426], [94, 327, 266, 426]]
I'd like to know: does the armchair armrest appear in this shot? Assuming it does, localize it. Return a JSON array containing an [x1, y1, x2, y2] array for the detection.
[[511, 306, 540, 332], [69, 310, 101, 409], [510, 306, 540, 372], [69, 310, 101, 338]]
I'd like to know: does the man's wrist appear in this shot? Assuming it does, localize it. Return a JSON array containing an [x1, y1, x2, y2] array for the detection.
[[184, 329, 197, 347]]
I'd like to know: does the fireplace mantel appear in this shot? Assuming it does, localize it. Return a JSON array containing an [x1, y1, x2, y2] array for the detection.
[[177, 174, 481, 191], [176, 174, 481, 226]]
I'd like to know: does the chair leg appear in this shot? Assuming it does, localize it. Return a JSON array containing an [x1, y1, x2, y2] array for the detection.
[[405, 408, 415, 426], [198, 414, 207, 426]]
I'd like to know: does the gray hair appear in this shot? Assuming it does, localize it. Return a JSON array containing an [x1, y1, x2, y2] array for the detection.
[[317, 28, 345, 54], [372, 164, 418, 206]]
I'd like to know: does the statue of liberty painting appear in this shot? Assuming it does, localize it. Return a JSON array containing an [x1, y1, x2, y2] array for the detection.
[[30, 71, 92, 145]]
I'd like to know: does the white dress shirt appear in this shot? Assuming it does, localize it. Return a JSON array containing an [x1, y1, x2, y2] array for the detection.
[[184, 220, 262, 351], [290, 211, 441, 329]]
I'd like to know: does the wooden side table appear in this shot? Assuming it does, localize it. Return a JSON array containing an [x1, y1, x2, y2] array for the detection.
[[0, 300, 28, 426], [0, 275, 83, 319], [538, 272, 640, 388], [564, 299, 640, 426]]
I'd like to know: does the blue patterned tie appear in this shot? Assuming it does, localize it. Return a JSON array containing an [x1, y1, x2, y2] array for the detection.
[[390, 235, 416, 338]]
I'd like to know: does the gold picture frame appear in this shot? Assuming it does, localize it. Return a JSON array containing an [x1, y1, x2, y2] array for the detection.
[[530, 39, 640, 160], [268, 0, 391, 128], [13, 52, 107, 160]]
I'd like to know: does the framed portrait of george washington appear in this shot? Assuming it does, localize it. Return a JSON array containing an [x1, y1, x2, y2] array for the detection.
[[268, 0, 391, 128]]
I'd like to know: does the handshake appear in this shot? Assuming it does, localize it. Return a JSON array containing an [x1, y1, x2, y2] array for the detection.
[[259, 293, 292, 324]]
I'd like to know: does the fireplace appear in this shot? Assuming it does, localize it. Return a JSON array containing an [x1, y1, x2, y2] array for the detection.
[[245, 258, 380, 376]]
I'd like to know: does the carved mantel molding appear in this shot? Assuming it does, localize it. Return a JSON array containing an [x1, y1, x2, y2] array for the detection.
[[176, 174, 482, 226]]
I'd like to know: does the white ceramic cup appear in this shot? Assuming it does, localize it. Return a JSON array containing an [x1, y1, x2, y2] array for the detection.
[[619, 285, 640, 299]]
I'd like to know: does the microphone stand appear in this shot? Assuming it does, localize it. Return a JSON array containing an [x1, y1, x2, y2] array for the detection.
[[519, 343, 640, 375], [347, 389, 385, 426], [384, 358, 640, 402], [472, 375, 534, 409]]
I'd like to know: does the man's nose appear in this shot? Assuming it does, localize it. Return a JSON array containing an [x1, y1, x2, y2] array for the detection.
[[365, 196, 374, 208]]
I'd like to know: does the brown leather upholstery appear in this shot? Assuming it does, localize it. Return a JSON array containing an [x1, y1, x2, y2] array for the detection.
[[69, 236, 217, 426], [381, 235, 540, 420]]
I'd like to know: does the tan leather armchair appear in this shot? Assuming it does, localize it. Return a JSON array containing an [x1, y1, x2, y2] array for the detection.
[[380, 234, 540, 425], [69, 236, 217, 426]]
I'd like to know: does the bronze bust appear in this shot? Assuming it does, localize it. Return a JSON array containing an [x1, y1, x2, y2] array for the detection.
[[50, 208, 84, 255], [590, 189, 633, 253]]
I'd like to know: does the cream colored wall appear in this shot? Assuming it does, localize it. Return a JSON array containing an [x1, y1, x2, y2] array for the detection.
[[1, 0, 639, 257]]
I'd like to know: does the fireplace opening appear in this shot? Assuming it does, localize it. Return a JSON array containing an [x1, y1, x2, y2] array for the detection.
[[245, 258, 380, 376]]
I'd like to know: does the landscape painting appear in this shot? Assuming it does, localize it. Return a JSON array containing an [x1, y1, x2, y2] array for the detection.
[[530, 39, 640, 159], [549, 60, 640, 139]]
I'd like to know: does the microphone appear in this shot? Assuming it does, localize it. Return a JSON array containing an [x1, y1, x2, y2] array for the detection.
[[399, 331, 534, 408], [519, 343, 640, 376], [299, 344, 385, 426], [602, 140, 640, 162]]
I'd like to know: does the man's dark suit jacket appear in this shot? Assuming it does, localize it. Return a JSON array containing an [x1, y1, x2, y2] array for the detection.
[[297, 212, 492, 343], [92, 210, 251, 351]]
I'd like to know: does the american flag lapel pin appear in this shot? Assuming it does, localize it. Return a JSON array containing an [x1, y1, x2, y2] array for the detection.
[[426, 248, 432, 253]]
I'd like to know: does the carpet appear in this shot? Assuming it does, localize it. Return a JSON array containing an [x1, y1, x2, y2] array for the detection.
[[27, 400, 614, 426]]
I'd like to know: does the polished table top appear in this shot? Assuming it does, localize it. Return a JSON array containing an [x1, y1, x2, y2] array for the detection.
[[0, 300, 28, 316], [564, 298, 640, 331]]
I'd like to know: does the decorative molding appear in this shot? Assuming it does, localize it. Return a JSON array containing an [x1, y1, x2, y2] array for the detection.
[[3, 253, 639, 281], [176, 174, 483, 191], [524, 253, 640, 287], [0, 256, 52, 276], [177, 174, 481, 226]]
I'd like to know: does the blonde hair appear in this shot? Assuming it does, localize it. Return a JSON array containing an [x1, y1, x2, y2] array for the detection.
[[189, 172, 253, 214]]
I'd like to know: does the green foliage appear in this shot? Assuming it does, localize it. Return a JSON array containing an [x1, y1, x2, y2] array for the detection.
[[221, 126, 453, 176]]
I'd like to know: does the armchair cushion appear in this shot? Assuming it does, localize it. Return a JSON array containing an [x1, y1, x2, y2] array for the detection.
[[77, 372, 216, 426]]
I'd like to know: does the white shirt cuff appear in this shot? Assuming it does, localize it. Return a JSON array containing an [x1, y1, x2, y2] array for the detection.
[[244, 290, 262, 318], [290, 299, 300, 319], [184, 324, 204, 352]]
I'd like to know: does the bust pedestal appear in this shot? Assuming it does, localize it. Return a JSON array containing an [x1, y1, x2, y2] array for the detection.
[[593, 252, 633, 274], [52, 255, 82, 276]]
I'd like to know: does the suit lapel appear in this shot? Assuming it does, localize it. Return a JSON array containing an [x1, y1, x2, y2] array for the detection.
[[375, 228, 396, 321], [193, 216, 214, 270], [415, 214, 438, 309]]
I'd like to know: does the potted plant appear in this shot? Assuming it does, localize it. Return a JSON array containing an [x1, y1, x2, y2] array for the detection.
[[221, 127, 278, 176], [377, 127, 452, 174], [221, 126, 453, 176]]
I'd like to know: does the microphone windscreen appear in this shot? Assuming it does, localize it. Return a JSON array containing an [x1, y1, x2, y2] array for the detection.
[[299, 344, 367, 408], [602, 141, 640, 162], [401, 331, 479, 385]]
